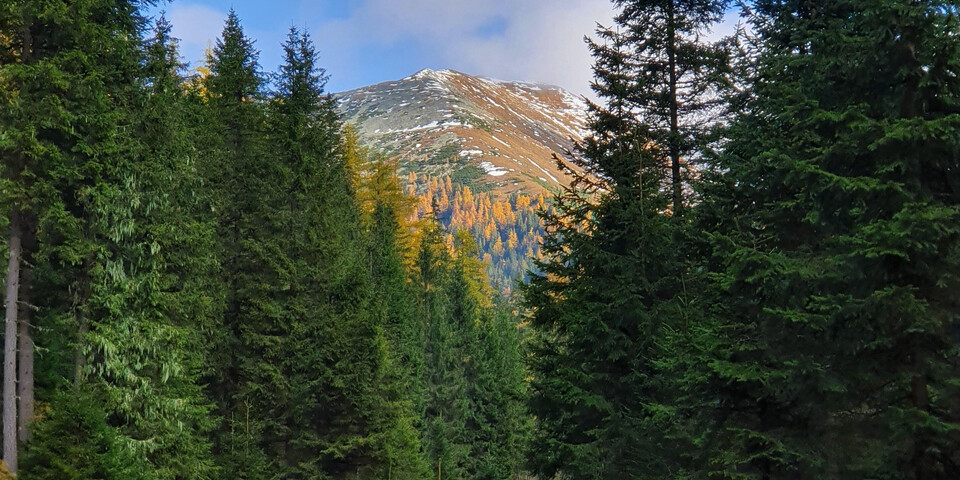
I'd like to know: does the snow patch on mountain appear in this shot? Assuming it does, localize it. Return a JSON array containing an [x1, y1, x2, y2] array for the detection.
[[336, 68, 588, 196]]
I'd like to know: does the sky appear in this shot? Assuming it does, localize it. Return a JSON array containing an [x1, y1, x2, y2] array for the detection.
[[149, 1, 739, 98]]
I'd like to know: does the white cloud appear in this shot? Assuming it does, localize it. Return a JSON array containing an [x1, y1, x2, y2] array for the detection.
[[167, 3, 227, 65], [161, 1, 740, 101], [313, 0, 616, 98], [706, 8, 746, 41], [452, 1, 617, 98]]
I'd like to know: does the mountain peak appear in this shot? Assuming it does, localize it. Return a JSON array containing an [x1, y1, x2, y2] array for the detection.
[[337, 69, 588, 196], [410, 67, 437, 78], [409, 68, 460, 81]]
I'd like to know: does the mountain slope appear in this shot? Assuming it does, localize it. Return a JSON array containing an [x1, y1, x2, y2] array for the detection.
[[336, 68, 588, 196]]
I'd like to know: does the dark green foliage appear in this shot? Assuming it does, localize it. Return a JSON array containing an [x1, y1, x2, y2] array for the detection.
[[522, 1, 728, 478], [124, 16, 218, 478], [465, 297, 530, 480], [262, 27, 419, 480], [431, 143, 463, 164], [0, 3, 601, 480], [200, 22, 432, 479], [524, 137, 690, 479], [696, 2, 960, 478], [368, 202, 431, 478], [449, 165, 486, 188], [198, 10, 272, 478], [2, 2, 218, 479], [417, 218, 472, 480], [413, 221, 530, 480], [594, 0, 729, 212], [20, 392, 141, 480]]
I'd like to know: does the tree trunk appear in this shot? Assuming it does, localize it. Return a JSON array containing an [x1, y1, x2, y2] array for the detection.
[[74, 319, 88, 387], [16, 270, 32, 443], [667, 0, 682, 215], [910, 350, 930, 479], [3, 217, 21, 474]]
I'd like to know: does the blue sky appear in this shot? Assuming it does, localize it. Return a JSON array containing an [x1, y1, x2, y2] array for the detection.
[[149, 1, 737, 97]]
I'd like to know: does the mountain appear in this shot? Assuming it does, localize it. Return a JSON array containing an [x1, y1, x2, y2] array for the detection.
[[336, 68, 589, 196], [336, 69, 591, 290]]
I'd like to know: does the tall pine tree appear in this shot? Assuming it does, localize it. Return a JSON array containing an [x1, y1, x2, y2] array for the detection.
[[523, 0, 728, 478], [367, 199, 431, 479], [260, 26, 420, 478], [417, 215, 472, 480], [199, 10, 272, 477], [6, 2, 215, 479], [698, 1, 960, 477]]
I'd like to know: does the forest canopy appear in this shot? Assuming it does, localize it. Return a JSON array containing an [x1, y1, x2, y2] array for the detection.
[[2, 1, 960, 479]]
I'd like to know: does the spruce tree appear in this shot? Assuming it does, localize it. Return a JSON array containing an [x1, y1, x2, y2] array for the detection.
[[0, 2, 43, 468], [593, 0, 729, 213], [21, 6, 218, 478], [466, 300, 530, 480], [454, 233, 530, 480], [368, 201, 431, 479], [120, 16, 217, 478], [522, 1, 728, 478], [446, 232, 488, 480], [698, 1, 960, 477], [0, 2, 218, 479], [417, 215, 472, 480], [200, 10, 272, 477], [262, 26, 414, 478], [20, 392, 141, 480]]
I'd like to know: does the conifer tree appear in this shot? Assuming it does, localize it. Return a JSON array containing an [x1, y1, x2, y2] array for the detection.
[[261, 26, 417, 478], [698, 1, 960, 477], [21, 392, 141, 480], [0, 2, 218, 479], [199, 10, 272, 477], [454, 233, 530, 480], [416, 216, 466, 480], [368, 201, 431, 478], [466, 301, 530, 480], [592, 0, 729, 213], [119, 16, 217, 478], [445, 232, 488, 480], [1, 0, 137, 475], [522, 1, 728, 478], [0, 1, 44, 467]]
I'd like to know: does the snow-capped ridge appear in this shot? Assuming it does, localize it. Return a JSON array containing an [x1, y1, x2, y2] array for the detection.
[[336, 68, 588, 196]]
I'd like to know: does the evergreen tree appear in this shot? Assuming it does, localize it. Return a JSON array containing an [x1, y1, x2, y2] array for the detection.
[[368, 201, 430, 479], [21, 392, 140, 480], [455, 233, 530, 480], [597, 0, 729, 213], [199, 10, 271, 477], [446, 232, 489, 480], [0, 1, 45, 468], [417, 215, 472, 480], [466, 300, 529, 480], [262, 26, 418, 479], [522, 1, 728, 478], [119, 16, 217, 478], [698, 1, 960, 478], [26, 6, 212, 478], [1, 2, 217, 479]]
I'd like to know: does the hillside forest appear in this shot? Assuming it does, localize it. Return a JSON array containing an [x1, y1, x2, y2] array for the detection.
[[2, 1, 960, 480]]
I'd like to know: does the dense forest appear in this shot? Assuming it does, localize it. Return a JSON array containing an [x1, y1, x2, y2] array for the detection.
[[404, 176, 548, 293], [2, 1, 960, 480], [0, 2, 528, 479]]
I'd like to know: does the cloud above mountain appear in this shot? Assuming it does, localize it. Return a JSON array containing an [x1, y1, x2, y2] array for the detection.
[[311, 0, 615, 96], [314, 0, 617, 97], [163, 0, 616, 97], [162, 0, 738, 99]]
